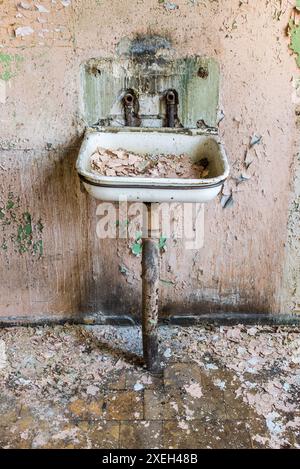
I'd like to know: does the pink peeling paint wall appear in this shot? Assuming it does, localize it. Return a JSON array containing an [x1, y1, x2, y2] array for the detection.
[[0, 0, 298, 322]]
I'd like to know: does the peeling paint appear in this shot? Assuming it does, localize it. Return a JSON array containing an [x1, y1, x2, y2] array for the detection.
[[158, 235, 167, 252], [0, 193, 44, 258], [15, 26, 35, 37], [131, 232, 143, 257], [289, 3, 300, 66], [162, 2, 178, 11], [82, 54, 220, 128], [0, 53, 23, 82]]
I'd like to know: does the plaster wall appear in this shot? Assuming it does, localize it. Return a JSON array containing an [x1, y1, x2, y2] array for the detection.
[[0, 0, 298, 321]]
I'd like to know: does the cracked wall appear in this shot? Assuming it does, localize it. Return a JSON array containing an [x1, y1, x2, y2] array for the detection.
[[0, 0, 299, 321]]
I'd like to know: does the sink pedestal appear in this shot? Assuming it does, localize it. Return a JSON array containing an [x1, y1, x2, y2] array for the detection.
[[141, 203, 160, 372]]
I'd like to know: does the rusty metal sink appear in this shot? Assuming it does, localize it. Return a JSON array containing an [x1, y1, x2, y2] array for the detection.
[[76, 127, 229, 204]]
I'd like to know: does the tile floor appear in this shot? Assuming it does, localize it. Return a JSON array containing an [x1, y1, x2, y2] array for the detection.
[[0, 324, 299, 449]]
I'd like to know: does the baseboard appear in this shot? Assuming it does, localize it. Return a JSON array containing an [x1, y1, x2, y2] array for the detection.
[[1, 312, 300, 328]]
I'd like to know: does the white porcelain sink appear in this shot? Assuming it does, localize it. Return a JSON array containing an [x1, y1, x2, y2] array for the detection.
[[76, 127, 229, 203]]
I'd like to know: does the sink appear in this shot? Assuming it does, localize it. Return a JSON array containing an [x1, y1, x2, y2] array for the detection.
[[77, 52, 230, 371], [76, 127, 230, 204]]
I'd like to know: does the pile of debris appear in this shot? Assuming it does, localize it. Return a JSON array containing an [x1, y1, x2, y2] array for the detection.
[[90, 147, 210, 179], [1, 324, 299, 449]]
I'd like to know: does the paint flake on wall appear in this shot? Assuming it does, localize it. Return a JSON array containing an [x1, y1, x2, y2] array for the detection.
[[15, 26, 34, 37], [0, 0, 73, 47], [0, 79, 6, 104], [35, 4, 50, 14]]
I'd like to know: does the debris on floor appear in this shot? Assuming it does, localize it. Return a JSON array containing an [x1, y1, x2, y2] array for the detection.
[[0, 324, 299, 449], [90, 148, 210, 179]]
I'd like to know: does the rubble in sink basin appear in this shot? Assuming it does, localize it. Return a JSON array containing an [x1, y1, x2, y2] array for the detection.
[[90, 147, 210, 179]]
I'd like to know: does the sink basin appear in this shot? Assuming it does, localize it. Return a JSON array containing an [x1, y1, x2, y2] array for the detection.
[[76, 127, 230, 203]]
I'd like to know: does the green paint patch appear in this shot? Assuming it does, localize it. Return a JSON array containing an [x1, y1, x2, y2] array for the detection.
[[6, 199, 14, 210], [160, 278, 176, 286], [33, 240, 43, 257], [290, 20, 300, 66], [16, 212, 33, 253], [0, 193, 44, 258], [158, 235, 167, 252], [116, 219, 129, 229], [131, 243, 143, 256], [0, 53, 24, 82], [289, 4, 300, 67], [131, 232, 168, 256], [14, 212, 40, 254], [36, 219, 44, 233], [131, 231, 143, 257]]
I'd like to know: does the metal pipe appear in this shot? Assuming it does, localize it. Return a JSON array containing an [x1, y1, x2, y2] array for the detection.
[[142, 203, 160, 372], [123, 90, 141, 127], [166, 90, 176, 128], [142, 239, 160, 372]]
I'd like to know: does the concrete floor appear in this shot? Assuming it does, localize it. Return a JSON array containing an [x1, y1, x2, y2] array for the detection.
[[0, 324, 299, 449]]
